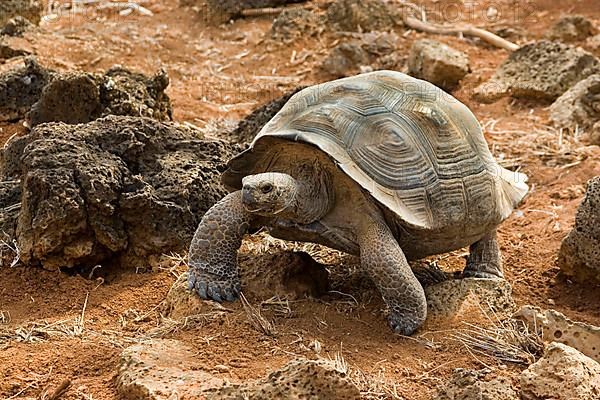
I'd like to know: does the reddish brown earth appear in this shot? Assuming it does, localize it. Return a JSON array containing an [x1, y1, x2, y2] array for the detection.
[[1, 1, 600, 399]]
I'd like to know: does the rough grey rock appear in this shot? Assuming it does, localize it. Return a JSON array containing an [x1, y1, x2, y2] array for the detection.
[[408, 39, 470, 91], [28, 67, 172, 127], [546, 15, 596, 43], [326, 0, 399, 33], [0, 59, 172, 125], [0, 58, 52, 122], [322, 32, 399, 77], [231, 87, 306, 144], [117, 339, 360, 400], [0, 0, 41, 27], [557, 176, 600, 283], [474, 41, 600, 102], [550, 74, 600, 144], [322, 42, 370, 77], [425, 278, 515, 319], [271, 8, 320, 42], [435, 369, 519, 400], [515, 305, 600, 363], [1, 16, 34, 37], [520, 342, 600, 400], [1, 115, 236, 270]]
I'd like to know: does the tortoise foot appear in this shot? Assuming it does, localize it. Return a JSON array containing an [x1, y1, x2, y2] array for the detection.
[[188, 268, 240, 303]]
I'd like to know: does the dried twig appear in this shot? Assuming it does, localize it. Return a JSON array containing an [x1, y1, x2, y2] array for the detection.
[[395, 1, 519, 51], [48, 379, 71, 400], [240, 292, 277, 337]]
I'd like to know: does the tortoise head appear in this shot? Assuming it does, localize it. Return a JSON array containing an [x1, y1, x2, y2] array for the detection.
[[241, 172, 297, 216]]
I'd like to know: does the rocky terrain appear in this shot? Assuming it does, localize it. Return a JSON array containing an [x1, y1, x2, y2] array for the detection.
[[0, 1, 599, 399]]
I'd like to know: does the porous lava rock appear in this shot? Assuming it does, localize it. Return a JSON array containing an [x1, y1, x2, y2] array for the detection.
[[474, 41, 600, 102], [270, 8, 320, 42], [231, 87, 306, 144], [0, 58, 52, 122], [0, 115, 236, 270], [203, 0, 307, 22], [0, 58, 172, 125], [520, 342, 600, 400], [557, 176, 600, 283], [28, 67, 172, 127], [117, 339, 360, 400], [515, 305, 600, 363], [0, 16, 34, 37], [546, 15, 595, 43]]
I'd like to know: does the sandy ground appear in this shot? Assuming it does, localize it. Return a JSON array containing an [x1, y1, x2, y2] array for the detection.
[[1, 0, 600, 399]]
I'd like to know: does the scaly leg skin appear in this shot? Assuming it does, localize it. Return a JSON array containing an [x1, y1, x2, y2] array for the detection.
[[463, 230, 504, 279], [188, 191, 251, 302], [360, 221, 427, 335]]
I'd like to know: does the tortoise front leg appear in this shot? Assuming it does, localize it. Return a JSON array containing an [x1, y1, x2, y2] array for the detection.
[[359, 221, 427, 335], [188, 191, 251, 302]]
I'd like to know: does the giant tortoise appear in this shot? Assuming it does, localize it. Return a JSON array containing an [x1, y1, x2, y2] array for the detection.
[[188, 71, 528, 335]]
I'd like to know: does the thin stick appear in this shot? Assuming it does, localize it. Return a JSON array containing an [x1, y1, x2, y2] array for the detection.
[[240, 7, 292, 17], [403, 15, 519, 52], [395, 1, 519, 52], [48, 379, 71, 400]]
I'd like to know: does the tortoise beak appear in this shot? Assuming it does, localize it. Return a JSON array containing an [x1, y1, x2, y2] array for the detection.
[[241, 188, 255, 205]]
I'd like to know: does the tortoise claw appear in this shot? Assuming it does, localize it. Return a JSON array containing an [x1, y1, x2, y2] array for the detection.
[[188, 268, 240, 303]]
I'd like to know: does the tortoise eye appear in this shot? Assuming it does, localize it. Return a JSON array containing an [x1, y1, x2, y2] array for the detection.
[[260, 183, 273, 194]]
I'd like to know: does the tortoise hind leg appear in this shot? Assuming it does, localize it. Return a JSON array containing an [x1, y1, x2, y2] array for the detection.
[[359, 221, 427, 335], [463, 230, 504, 279]]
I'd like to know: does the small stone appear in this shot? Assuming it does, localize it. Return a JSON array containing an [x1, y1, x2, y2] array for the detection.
[[408, 39, 470, 91], [557, 176, 600, 283], [474, 41, 600, 102], [0, 0, 41, 27], [322, 42, 370, 77], [550, 74, 600, 136], [0, 16, 33, 36], [515, 305, 600, 363], [520, 342, 600, 400], [546, 15, 596, 43], [547, 298, 555, 305], [116, 339, 225, 400]]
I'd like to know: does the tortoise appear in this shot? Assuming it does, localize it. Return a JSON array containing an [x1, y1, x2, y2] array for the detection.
[[188, 71, 528, 335]]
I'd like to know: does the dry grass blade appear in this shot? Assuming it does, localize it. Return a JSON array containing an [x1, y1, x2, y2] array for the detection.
[[0, 236, 21, 267], [451, 318, 544, 365], [240, 292, 277, 337], [145, 311, 228, 338], [0, 310, 10, 324], [348, 366, 404, 400], [261, 295, 293, 318]]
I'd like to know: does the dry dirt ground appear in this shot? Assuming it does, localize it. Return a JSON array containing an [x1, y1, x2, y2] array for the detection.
[[1, 0, 600, 399]]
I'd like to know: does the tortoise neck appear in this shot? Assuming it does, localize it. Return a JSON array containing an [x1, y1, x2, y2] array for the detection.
[[283, 163, 334, 224]]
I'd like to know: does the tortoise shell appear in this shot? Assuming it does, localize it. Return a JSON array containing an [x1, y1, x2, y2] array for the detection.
[[223, 71, 528, 230]]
